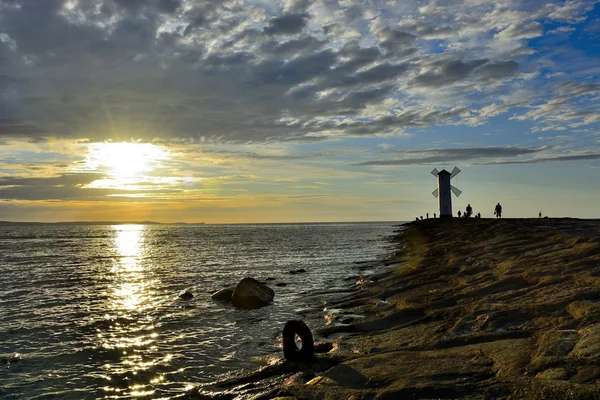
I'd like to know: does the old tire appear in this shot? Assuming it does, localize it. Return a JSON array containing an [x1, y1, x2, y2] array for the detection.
[[282, 320, 315, 363]]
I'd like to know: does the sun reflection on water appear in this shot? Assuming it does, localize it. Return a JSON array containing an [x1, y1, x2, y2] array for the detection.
[[111, 225, 148, 311], [100, 225, 169, 398]]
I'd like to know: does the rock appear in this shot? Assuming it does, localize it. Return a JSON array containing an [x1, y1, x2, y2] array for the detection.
[[1, 353, 22, 364], [266, 277, 276, 281], [179, 290, 194, 300], [289, 269, 307, 274], [231, 278, 275, 309], [314, 342, 334, 353], [211, 287, 234, 302], [276, 282, 288, 287]]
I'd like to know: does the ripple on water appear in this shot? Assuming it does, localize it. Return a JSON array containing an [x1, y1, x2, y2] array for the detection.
[[0, 222, 401, 398]]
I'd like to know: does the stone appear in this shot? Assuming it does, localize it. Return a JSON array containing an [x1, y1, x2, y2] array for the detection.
[[289, 268, 307, 274], [231, 277, 275, 309], [179, 290, 194, 300], [314, 342, 334, 353], [211, 287, 234, 302], [276, 282, 288, 287]]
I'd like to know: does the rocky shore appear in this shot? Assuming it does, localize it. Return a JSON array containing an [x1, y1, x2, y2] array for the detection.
[[186, 218, 600, 400]]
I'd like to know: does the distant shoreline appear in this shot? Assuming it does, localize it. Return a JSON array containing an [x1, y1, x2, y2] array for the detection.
[[0, 221, 205, 226], [0, 220, 404, 226]]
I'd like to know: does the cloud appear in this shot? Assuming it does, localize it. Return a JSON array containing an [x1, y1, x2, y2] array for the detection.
[[478, 152, 600, 165], [0, 173, 108, 200], [411, 59, 489, 88], [475, 61, 520, 80], [264, 13, 309, 35], [353, 146, 548, 166], [0, 0, 597, 146]]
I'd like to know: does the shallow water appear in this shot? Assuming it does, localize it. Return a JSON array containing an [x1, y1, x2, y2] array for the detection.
[[0, 222, 400, 399]]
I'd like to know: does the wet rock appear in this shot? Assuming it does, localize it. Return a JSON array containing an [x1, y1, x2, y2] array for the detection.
[[179, 290, 194, 300], [266, 277, 276, 281], [1, 353, 22, 364], [289, 269, 306, 274], [314, 342, 334, 353], [276, 282, 288, 287], [231, 277, 275, 309], [211, 287, 235, 302]]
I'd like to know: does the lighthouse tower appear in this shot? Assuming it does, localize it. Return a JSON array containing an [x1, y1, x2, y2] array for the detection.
[[431, 167, 461, 218]]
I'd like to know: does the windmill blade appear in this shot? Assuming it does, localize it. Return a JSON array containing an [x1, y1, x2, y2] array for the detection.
[[450, 185, 462, 197], [450, 166, 461, 179], [432, 188, 439, 198], [430, 168, 439, 177]]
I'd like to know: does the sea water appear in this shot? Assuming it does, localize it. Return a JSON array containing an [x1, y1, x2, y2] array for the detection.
[[0, 222, 400, 399]]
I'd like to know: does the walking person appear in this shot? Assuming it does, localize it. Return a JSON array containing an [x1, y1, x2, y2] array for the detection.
[[494, 203, 502, 218]]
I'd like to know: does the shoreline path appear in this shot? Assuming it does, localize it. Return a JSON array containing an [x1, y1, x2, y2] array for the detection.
[[187, 218, 600, 400]]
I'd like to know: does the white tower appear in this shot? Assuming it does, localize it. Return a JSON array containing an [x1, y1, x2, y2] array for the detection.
[[431, 167, 461, 218]]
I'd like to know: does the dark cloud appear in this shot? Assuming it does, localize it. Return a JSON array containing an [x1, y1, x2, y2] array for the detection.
[[412, 59, 489, 87], [379, 30, 417, 53], [353, 146, 547, 166], [263, 13, 309, 35], [0, 173, 105, 187], [0, 0, 596, 146], [155, 0, 181, 14], [350, 63, 411, 86], [0, 173, 183, 201], [255, 50, 337, 85], [475, 61, 520, 80], [0, 173, 105, 200]]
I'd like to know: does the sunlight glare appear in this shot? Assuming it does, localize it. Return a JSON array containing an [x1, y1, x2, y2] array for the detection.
[[86, 142, 169, 179]]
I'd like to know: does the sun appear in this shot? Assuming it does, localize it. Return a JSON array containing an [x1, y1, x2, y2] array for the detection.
[[86, 142, 169, 179]]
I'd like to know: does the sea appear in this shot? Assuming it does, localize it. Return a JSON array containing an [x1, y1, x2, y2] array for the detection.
[[0, 222, 401, 399]]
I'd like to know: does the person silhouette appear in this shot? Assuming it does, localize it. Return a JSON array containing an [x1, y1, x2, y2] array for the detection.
[[457, 210, 462, 218], [466, 204, 473, 218], [495, 203, 502, 218], [539, 210, 542, 218], [434, 213, 436, 218]]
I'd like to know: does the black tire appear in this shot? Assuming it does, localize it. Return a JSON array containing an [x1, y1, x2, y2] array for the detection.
[[282, 320, 315, 363]]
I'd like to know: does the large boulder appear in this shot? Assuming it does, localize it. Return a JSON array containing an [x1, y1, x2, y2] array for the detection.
[[211, 287, 235, 302], [231, 277, 275, 309]]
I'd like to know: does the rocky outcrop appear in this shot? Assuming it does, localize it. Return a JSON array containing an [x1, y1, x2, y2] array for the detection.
[[231, 277, 275, 309], [211, 287, 235, 302], [211, 278, 275, 309], [178, 290, 194, 300]]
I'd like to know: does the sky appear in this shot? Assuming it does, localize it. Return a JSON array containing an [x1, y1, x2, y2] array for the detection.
[[0, 0, 599, 223]]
